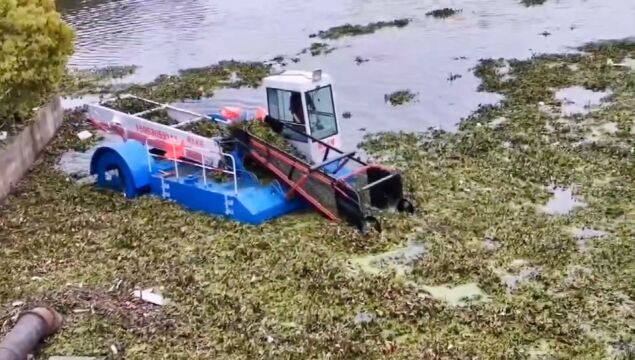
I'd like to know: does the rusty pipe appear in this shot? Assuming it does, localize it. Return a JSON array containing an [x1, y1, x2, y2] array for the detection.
[[0, 307, 63, 360]]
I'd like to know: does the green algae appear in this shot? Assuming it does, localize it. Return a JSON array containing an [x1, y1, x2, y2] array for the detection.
[[310, 19, 410, 40], [146, 109, 179, 125], [180, 119, 224, 138], [1, 38, 634, 359], [86, 65, 138, 80], [354, 56, 369, 65]]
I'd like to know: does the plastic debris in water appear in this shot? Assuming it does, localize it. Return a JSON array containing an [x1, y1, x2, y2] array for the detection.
[[132, 288, 170, 306], [77, 130, 93, 141]]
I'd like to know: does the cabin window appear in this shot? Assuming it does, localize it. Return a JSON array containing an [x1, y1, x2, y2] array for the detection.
[[267, 88, 308, 142], [305, 85, 338, 140]]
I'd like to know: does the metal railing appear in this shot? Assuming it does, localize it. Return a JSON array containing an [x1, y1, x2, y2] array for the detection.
[[109, 94, 209, 128], [143, 138, 239, 195]]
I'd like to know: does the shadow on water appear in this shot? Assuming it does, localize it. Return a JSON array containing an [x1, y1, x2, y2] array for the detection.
[[56, 0, 635, 144]]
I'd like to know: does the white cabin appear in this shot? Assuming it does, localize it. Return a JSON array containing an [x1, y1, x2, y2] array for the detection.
[[263, 70, 342, 164]]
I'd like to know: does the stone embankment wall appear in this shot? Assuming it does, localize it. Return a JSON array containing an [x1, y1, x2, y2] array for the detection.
[[0, 97, 63, 200]]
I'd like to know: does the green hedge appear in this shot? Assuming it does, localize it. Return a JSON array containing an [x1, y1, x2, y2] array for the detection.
[[0, 0, 74, 133]]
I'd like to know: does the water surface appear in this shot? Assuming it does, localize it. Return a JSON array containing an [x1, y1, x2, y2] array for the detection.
[[56, 0, 635, 143]]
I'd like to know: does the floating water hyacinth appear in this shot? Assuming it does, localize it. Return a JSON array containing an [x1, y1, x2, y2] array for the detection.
[[521, 0, 548, 6], [310, 19, 410, 40], [385, 90, 418, 106], [1, 38, 634, 359], [426, 8, 462, 18]]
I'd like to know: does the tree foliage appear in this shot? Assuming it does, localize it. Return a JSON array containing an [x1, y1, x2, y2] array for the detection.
[[0, 0, 74, 131]]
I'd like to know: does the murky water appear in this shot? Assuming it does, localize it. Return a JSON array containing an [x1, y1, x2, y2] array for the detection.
[[541, 185, 587, 216], [418, 282, 488, 307], [348, 242, 425, 276], [568, 227, 609, 250], [56, 0, 635, 144], [56, 132, 122, 181], [489, 259, 538, 294], [554, 86, 611, 116]]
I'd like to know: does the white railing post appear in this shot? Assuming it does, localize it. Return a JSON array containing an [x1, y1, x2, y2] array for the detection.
[[224, 153, 238, 195], [173, 143, 179, 179], [131, 133, 240, 194], [202, 152, 207, 185], [145, 139, 152, 172]]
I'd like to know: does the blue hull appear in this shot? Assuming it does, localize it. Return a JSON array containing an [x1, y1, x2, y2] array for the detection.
[[90, 141, 308, 226], [148, 175, 307, 225]]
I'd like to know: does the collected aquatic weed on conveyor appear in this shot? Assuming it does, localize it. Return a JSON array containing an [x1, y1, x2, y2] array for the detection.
[[101, 96, 157, 114]]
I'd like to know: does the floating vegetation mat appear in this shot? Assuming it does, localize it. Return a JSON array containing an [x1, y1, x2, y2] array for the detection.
[[60, 65, 139, 97], [310, 19, 410, 40], [298, 42, 337, 57], [521, 0, 548, 6], [1, 39, 635, 359], [62, 61, 272, 104], [385, 89, 418, 106], [425, 8, 462, 19], [126, 60, 271, 103], [101, 96, 157, 114]]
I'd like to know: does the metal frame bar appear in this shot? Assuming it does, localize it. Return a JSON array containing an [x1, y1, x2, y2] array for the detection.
[[265, 115, 367, 166], [361, 173, 398, 191], [171, 116, 207, 128], [105, 94, 213, 127], [310, 151, 355, 171]]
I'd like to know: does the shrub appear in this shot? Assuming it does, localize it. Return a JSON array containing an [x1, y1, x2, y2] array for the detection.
[[0, 0, 74, 132]]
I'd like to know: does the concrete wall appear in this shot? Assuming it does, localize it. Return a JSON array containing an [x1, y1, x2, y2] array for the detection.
[[0, 96, 63, 200]]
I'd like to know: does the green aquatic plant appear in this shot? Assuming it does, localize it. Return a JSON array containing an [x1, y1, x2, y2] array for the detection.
[[126, 60, 272, 103], [299, 42, 337, 56], [354, 56, 369, 65], [310, 19, 410, 40], [62, 61, 271, 104], [1, 38, 634, 359], [425, 8, 462, 18], [521, 0, 547, 6], [385, 90, 418, 106], [60, 65, 139, 97], [101, 95, 156, 113]]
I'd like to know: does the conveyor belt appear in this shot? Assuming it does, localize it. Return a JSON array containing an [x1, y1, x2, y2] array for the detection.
[[232, 125, 413, 231]]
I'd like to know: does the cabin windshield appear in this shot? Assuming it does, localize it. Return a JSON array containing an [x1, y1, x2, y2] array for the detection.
[[267, 87, 308, 143], [305, 85, 338, 140]]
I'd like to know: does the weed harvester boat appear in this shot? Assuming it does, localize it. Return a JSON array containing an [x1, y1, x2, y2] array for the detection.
[[86, 69, 415, 232]]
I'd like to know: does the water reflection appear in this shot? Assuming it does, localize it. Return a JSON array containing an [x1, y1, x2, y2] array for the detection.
[[58, 0, 211, 70]]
